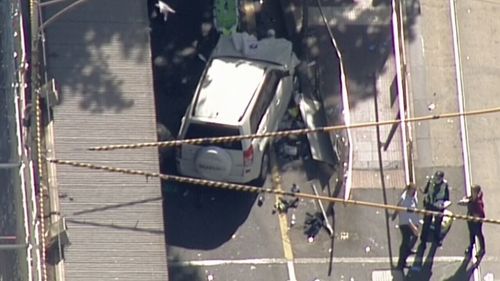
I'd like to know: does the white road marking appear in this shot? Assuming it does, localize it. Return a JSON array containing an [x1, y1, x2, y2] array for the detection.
[[286, 261, 297, 281], [449, 0, 477, 279], [167, 256, 498, 267], [420, 35, 425, 58]]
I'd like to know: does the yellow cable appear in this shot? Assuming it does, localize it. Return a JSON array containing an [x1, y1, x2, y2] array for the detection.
[[48, 158, 500, 225], [88, 106, 500, 151]]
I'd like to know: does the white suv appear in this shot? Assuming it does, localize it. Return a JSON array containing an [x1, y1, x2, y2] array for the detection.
[[176, 33, 299, 184]]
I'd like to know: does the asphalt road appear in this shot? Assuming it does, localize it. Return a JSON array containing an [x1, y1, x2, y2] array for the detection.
[[455, 0, 500, 278], [148, 1, 344, 280], [148, 0, 481, 280], [408, 0, 498, 280]]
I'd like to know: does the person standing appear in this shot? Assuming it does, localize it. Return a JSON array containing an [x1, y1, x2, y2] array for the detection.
[[420, 170, 450, 246], [459, 184, 486, 259], [392, 183, 420, 270]]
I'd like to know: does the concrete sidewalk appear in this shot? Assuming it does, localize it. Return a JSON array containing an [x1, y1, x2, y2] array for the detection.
[[407, 0, 499, 279], [452, 0, 500, 279], [302, 0, 406, 190]]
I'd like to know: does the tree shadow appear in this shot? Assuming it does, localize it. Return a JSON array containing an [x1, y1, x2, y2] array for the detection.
[[291, 0, 422, 117], [404, 0, 422, 42], [148, 0, 218, 136], [42, 0, 152, 113], [303, 5, 392, 108]]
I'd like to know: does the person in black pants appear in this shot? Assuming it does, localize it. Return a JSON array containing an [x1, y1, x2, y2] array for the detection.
[[459, 184, 486, 260], [392, 184, 420, 270], [420, 170, 450, 246]]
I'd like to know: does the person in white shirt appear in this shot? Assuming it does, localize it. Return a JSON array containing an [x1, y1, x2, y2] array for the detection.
[[392, 183, 420, 270]]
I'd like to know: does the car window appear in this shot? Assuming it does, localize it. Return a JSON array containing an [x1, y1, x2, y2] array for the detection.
[[249, 70, 282, 133], [185, 122, 242, 150]]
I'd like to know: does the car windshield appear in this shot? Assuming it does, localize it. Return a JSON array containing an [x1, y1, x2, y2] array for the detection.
[[185, 122, 242, 150]]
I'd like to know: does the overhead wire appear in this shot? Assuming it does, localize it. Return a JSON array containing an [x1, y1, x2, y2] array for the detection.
[[48, 158, 500, 225], [31, 0, 48, 279], [88, 106, 500, 151]]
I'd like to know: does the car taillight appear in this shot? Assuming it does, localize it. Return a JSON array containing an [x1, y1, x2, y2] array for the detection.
[[243, 145, 254, 166]]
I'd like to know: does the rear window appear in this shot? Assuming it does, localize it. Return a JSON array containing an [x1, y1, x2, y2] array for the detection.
[[185, 123, 242, 150]]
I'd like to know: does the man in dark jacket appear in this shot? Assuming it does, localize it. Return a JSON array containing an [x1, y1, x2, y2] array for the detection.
[[459, 184, 486, 259], [420, 170, 450, 246]]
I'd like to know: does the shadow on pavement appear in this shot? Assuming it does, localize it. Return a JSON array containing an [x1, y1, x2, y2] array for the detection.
[[297, 0, 421, 112], [43, 0, 151, 113], [442, 258, 476, 281], [406, 250, 476, 281], [163, 182, 256, 250], [149, 0, 254, 249], [406, 242, 439, 281], [148, 0, 218, 136]]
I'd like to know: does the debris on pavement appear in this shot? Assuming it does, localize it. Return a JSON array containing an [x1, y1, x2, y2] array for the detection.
[[291, 183, 300, 193], [290, 213, 296, 226], [257, 193, 265, 207], [273, 197, 299, 214], [276, 100, 309, 162], [311, 182, 333, 236], [304, 212, 325, 241]]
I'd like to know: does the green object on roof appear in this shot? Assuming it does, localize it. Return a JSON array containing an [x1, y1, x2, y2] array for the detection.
[[214, 0, 239, 34]]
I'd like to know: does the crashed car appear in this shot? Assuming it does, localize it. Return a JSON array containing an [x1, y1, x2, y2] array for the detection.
[[176, 32, 299, 184]]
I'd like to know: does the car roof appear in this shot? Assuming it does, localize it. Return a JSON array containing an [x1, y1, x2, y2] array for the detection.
[[191, 57, 268, 124]]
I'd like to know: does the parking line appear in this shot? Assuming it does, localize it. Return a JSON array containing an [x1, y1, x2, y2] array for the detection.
[[270, 147, 297, 281]]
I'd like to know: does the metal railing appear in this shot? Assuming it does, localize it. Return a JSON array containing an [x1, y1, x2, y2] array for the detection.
[[1, 0, 42, 280], [391, 0, 414, 185]]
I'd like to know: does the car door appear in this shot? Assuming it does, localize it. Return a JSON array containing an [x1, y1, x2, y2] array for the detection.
[[250, 70, 280, 152], [270, 69, 292, 133]]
